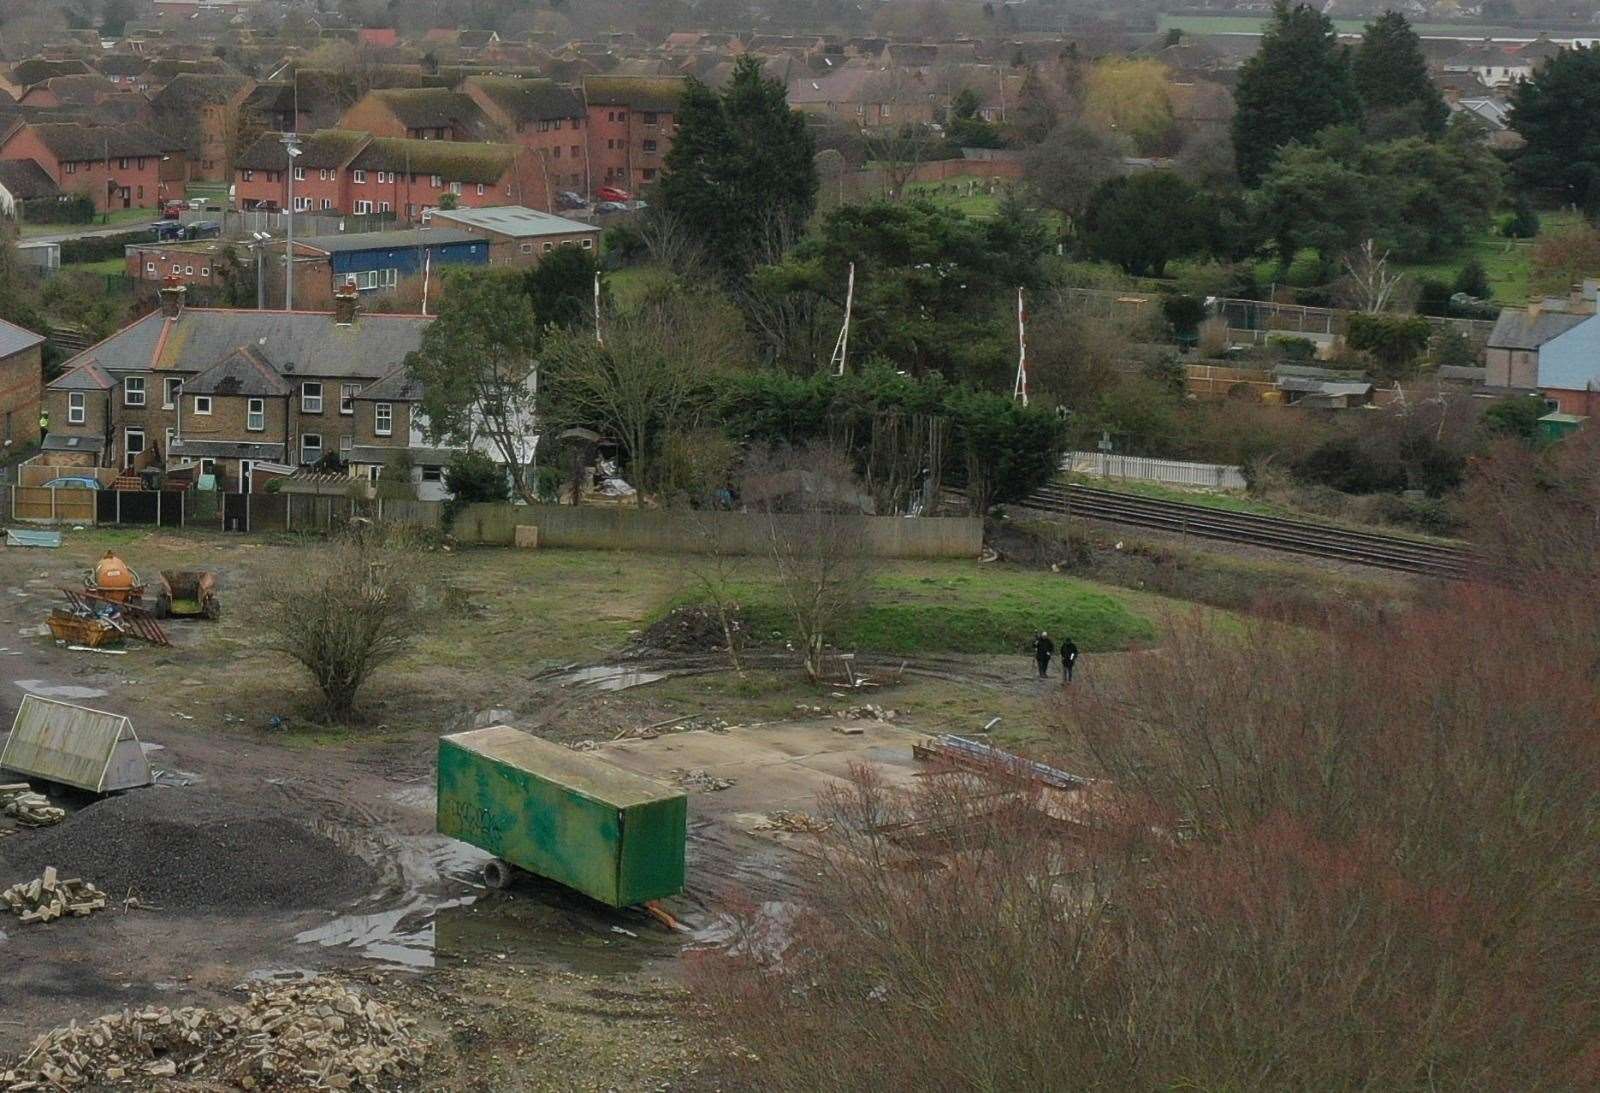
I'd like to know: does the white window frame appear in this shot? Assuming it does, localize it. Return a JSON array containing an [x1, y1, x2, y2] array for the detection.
[[123, 376, 145, 407], [340, 433, 353, 453], [300, 432, 322, 465], [354, 199, 373, 214], [476, 183, 485, 195], [374, 401, 392, 436], [519, 242, 533, 254], [184, 265, 194, 275], [320, 168, 330, 181], [163, 377, 182, 409], [293, 166, 305, 180], [242, 169, 253, 181], [581, 238, 593, 249], [378, 201, 392, 213], [420, 464, 443, 482], [301, 382, 323, 413], [430, 174, 442, 187], [294, 195, 312, 211], [247, 397, 264, 431], [145, 261, 155, 274], [68, 391, 86, 425], [200, 266, 210, 276], [193, 395, 212, 415], [353, 169, 366, 183], [123, 427, 144, 470], [352, 270, 379, 290], [340, 383, 360, 415], [449, 181, 461, 195]]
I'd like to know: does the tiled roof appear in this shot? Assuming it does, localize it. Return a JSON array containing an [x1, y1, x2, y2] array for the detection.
[[466, 76, 585, 122], [20, 122, 179, 162], [0, 158, 58, 199], [362, 88, 492, 134], [351, 136, 516, 183], [234, 128, 370, 171], [94, 55, 150, 78], [355, 366, 424, 400], [9, 59, 92, 87], [582, 75, 685, 111], [150, 74, 252, 116]]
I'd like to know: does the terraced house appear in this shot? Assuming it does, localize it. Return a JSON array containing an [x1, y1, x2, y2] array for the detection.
[[232, 129, 540, 219], [462, 77, 589, 193], [38, 283, 446, 491], [0, 123, 185, 212]]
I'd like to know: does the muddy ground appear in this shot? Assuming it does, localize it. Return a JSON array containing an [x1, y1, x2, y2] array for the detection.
[[0, 530, 1068, 1090]]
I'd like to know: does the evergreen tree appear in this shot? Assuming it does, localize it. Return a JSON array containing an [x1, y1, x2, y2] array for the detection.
[[659, 55, 817, 281], [1353, 11, 1448, 137], [1508, 44, 1600, 212], [1232, 1, 1361, 186]]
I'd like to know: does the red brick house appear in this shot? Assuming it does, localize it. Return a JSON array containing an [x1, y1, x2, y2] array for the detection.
[[233, 129, 368, 212], [0, 123, 184, 212], [233, 129, 538, 219], [149, 73, 255, 181], [583, 76, 683, 195], [0, 316, 45, 453], [463, 77, 589, 193]]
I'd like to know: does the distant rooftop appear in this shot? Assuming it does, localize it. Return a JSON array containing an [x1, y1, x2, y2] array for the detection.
[[431, 205, 596, 237], [295, 227, 484, 253]]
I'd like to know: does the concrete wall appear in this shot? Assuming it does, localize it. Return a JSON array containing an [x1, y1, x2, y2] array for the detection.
[[450, 503, 983, 559]]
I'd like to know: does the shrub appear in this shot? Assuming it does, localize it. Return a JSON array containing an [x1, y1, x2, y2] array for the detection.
[[442, 450, 508, 522], [1453, 258, 1491, 299], [1266, 334, 1317, 361], [1294, 436, 1407, 494], [1345, 313, 1431, 378]]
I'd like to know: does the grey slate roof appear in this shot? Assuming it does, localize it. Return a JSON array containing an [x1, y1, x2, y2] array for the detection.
[[354, 367, 423, 401], [349, 445, 452, 465], [185, 345, 292, 396], [47, 361, 114, 390], [59, 307, 431, 382], [0, 316, 45, 358], [1486, 308, 1590, 351], [295, 228, 482, 254]]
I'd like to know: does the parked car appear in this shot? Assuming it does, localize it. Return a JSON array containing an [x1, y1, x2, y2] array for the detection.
[[595, 201, 630, 215], [629, 199, 649, 212], [161, 201, 185, 220], [152, 221, 184, 241], [38, 476, 99, 490], [557, 190, 587, 209], [596, 185, 632, 203], [181, 220, 221, 240]]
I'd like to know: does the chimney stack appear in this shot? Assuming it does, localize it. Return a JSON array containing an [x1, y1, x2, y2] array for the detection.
[[159, 276, 186, 319], [333, 278, 359, 326]]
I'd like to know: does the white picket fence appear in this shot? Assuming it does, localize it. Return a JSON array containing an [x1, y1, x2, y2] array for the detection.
[[1066, 451, 1248, 491]]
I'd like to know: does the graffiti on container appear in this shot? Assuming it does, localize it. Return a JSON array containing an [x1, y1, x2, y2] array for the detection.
[[446, 799, 506, 844]]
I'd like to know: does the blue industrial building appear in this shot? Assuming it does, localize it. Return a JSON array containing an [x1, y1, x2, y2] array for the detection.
[[293, 227, 488, 305]]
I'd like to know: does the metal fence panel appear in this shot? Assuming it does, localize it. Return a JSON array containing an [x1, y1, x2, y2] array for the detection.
[[1067, 451, 1248, 491]]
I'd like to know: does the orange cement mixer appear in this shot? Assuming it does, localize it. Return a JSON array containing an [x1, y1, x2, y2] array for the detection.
[[83, 551, 146, 604]]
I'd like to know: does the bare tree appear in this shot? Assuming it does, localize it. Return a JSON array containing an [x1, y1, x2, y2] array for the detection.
[[1343, 239, 1405, 313], [259, 526, 431, 721], [660, 429, 748, 672], [743, 444, 874, 682], [860, 69, 942, 199], [637, 210, 713, 283]]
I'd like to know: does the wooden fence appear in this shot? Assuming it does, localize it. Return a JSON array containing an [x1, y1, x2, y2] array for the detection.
[[1066, 451, 1248, 491]]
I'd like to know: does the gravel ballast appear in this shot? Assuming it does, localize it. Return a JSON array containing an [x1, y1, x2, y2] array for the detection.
[[0, 789, 377, 912]]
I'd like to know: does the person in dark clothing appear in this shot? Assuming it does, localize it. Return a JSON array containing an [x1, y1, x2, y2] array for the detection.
[[1031, 631, 1054, 677], [1061, 637, 1080, 682]]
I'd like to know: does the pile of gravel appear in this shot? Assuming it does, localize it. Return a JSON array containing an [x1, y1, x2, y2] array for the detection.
[[635, 604, 746, 652], [0, 790, 377, 912]]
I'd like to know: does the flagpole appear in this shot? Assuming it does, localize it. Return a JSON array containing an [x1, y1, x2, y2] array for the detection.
[[594, 270, 603, 345], [421, 248, 431, 315], [831, 261, 854, 376]]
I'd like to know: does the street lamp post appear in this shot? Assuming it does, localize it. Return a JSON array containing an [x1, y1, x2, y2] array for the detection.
[[282, 133, 302, 310]]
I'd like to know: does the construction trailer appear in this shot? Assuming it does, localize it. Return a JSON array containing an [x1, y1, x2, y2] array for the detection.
[[1, 695, 152, 793], [437, 725, 687, 907]]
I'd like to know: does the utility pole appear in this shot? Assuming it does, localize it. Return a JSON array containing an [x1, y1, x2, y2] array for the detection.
[[830, 262, 854, 376], [1013, 286, 1028, 406], [282, 133, 302, 310]]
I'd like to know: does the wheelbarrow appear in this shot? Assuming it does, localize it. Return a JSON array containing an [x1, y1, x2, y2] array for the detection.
[[154, 570, 221, 621]]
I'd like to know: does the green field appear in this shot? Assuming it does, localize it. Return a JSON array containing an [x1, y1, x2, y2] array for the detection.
[[61, 257, 127, 276], [19, 208, 151, 238], [903, 180, 1002, 219], [677, 563, 1161, 655]]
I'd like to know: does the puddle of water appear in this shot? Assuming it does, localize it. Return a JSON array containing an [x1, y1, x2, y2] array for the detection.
[[690, 900, 799, 962], [14, 680, 108, 700], [551, 666, 668, 692], [384, 784, 435, 812], [296, 897, 475, 969]]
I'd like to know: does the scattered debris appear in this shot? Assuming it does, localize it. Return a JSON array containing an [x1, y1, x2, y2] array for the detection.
[[670, 768, 734, 792], [0, 784, 64, 827], [913, 734, 1091, 791], [0, 979, 426, 1091], [1, 867, 107, 924], [634, 604, 744, 653], [755, 810, 832, 835], [5, 530, 61, 548], [839, 704, 897, 722]]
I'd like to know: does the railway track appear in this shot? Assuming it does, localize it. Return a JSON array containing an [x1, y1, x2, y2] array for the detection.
[[1020, 482, 1473, 578]]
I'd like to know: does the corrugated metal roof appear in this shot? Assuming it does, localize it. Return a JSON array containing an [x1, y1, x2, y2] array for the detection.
[[2, 695, 148, 793], [431, 205, 596, 237], [295, 228, 482, 254]]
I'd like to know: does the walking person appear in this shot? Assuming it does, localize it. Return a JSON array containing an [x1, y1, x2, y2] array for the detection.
[[1031, 631, 1054, 678], [1061, 636, 1079, 683]]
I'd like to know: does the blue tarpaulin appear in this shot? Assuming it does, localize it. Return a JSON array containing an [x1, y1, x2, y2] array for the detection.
[[5, 529, 63, 548]]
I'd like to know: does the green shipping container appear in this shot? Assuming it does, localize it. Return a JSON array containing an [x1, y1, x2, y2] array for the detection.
[[436, 725, 687, 907]]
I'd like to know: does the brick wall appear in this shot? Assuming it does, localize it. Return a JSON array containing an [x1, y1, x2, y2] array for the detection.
[[0, 345, 43, 450]]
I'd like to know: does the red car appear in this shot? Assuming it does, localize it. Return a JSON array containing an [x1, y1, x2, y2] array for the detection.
[[596, 185, 632, 203], [161, 201, 185, 220]]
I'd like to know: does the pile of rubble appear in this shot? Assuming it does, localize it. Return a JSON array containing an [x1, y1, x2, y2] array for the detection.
[[0, 979, 426, 1091], [670, 767, 734, 792], [1, 868, 106, 924], [755, 810, 832, 835], [0, 784, 65, 828]]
